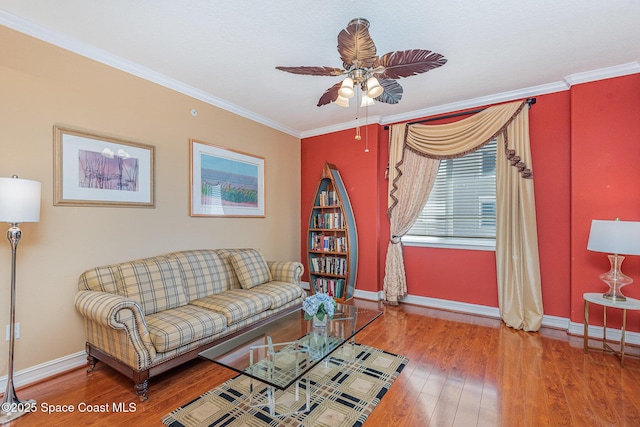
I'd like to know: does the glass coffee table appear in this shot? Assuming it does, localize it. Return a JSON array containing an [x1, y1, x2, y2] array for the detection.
[[199, 303, 382, 416]]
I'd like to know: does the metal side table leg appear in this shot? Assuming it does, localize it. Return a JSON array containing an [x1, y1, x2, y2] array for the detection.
[[621, 308, 627, 367], [603, 306, 607, 351], [583, 299, 589, 353]]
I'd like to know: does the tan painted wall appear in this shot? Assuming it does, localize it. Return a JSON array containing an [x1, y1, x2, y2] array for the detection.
[[0, 26, 301, 375]]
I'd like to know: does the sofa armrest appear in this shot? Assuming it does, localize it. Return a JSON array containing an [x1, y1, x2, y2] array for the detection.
[[267, 261, 304, 285], [74, 290, 156, 369], [75, 290, 140, 327]]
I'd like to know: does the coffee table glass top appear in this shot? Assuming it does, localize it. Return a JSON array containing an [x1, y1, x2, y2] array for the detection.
[[199, 304, 382, 390]]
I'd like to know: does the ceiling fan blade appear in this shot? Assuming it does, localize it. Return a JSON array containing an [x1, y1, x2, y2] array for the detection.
[[337, 19, 377, 68], [374, 79, 403, 104], [375, 49, 447, 79], [276, 66, 345, 76], [317, 82, 342, 107]]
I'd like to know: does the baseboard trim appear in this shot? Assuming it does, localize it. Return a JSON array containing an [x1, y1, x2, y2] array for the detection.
[[4, 288, 638, 391], [567, 321, 640, 346], [304, 281, 576, 332], [0, 351, 86, 393], [402, 294, 501, 318]]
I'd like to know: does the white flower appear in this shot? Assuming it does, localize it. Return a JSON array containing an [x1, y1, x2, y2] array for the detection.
[[302, 293, 337, 320]]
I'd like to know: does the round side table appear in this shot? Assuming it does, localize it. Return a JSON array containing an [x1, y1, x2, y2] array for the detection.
[[583, 292, 640, 366]]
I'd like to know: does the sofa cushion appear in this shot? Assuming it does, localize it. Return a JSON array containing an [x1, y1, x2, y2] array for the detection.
[[190, 289, 271, 325], [247, 281, 305, 309], [228, 249, 272, 289], [146, 305, 227, 353], [118, 257, 188, 315], [78, 265, 120, 293], [169, 250, 235, 300], [216, 248, 257, 289]]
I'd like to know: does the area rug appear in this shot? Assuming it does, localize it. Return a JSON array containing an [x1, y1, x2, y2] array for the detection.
[[162, 343, 408, 427]]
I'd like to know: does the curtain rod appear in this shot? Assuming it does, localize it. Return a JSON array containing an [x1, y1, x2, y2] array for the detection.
[[383, 97, 536, 130]]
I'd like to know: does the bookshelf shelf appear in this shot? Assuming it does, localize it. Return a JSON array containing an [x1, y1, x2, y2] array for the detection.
[[307, 162, 358, 302]]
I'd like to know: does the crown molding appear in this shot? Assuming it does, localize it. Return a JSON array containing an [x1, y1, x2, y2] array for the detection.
[[380, 81, 569, 126], [564, 61, 640, 86], [0, 10, 301, 138]]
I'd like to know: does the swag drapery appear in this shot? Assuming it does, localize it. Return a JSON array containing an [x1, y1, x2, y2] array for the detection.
[[384, 100, 543, 331]]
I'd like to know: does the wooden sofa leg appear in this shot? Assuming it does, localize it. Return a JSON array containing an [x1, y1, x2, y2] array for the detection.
[[86, 354, 98, 373], [134, 380, 149, 401]]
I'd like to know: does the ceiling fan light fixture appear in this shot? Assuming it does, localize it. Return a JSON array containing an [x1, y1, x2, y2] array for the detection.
[[366, 76, 383, 98], [338, 77, 355, 98], [360, 92, 375, 107], [335, 95, 350, 107]]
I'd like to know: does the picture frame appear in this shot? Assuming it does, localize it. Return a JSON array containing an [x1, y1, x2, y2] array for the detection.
[[190, 139, 265, 217], [54, 126, 155, 207]]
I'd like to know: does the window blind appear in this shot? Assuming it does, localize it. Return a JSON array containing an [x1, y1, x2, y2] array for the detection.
[[407, 139, 497, 240]]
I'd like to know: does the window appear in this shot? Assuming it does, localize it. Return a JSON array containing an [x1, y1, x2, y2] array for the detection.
[[404, 139, 497, 250]]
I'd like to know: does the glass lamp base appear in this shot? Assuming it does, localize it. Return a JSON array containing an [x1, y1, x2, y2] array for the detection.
[[603, 292, 628, 302], [601, 254, 633, 302]]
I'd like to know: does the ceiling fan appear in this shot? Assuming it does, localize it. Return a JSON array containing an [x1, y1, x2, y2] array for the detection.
[[276, 18, 447, 108]]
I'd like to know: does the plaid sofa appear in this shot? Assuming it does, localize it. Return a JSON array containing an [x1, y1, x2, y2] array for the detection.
[[74, 248, 304, 400]]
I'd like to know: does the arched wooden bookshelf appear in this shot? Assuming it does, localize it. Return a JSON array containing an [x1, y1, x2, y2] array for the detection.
[[307, 162, 358, 302]]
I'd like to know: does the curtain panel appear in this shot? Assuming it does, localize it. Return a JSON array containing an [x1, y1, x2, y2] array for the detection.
[[385, 100, 543, 331]]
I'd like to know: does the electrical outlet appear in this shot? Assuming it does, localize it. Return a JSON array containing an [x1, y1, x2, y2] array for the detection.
[[5, 323, 19, 341]]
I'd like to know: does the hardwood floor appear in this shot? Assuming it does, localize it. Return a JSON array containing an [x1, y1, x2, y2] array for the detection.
[[6, 299, 640, 426]]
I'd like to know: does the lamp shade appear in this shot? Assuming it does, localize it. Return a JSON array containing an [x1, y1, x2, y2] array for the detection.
[[335, 95, 350, 107], [338, 77, 354, 99], [0, 177, 41, 223], [587, 219, 640, 255], [366, 77, 383, 98], [360, 92, 375, 107]]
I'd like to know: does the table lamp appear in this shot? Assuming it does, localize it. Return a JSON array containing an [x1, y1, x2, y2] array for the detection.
[[0, 175, 40, 424], [587, 218, 640, 302]]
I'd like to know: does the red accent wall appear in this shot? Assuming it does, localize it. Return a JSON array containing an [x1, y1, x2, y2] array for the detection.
[[530, 92, 572, 317], [570, 74, 640, 327], [301, 74, 639, 329]]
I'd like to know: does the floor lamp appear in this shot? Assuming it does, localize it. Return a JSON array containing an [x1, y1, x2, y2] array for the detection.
[[0, 176, 40, 424]]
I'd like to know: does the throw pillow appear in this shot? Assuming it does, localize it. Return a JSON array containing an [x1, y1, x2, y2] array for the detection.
[[118, 257, 188, 315], [228, 249, 272, 289]]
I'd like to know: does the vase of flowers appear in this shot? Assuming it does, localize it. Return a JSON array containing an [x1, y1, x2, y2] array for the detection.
[[303, 293, 337, 328]]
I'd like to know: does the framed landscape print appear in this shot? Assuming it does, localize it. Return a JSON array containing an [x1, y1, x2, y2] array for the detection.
[[190, 139, 265, 217], [54, 126, 155, 207]]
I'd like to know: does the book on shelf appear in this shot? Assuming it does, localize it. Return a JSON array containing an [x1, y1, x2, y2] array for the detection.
[[309, 233, 346, 252], [309, 255, 347, 275], [313, 212, 345, 229], [318, 190, 338, 207], [313, 277, 346, 299]]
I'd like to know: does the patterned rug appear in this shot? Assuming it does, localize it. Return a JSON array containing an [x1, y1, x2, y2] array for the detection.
[[162, 343, 408, 427]]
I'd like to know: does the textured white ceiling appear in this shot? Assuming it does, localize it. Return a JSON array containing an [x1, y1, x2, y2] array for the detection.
[[1, 1, 639, 137]]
